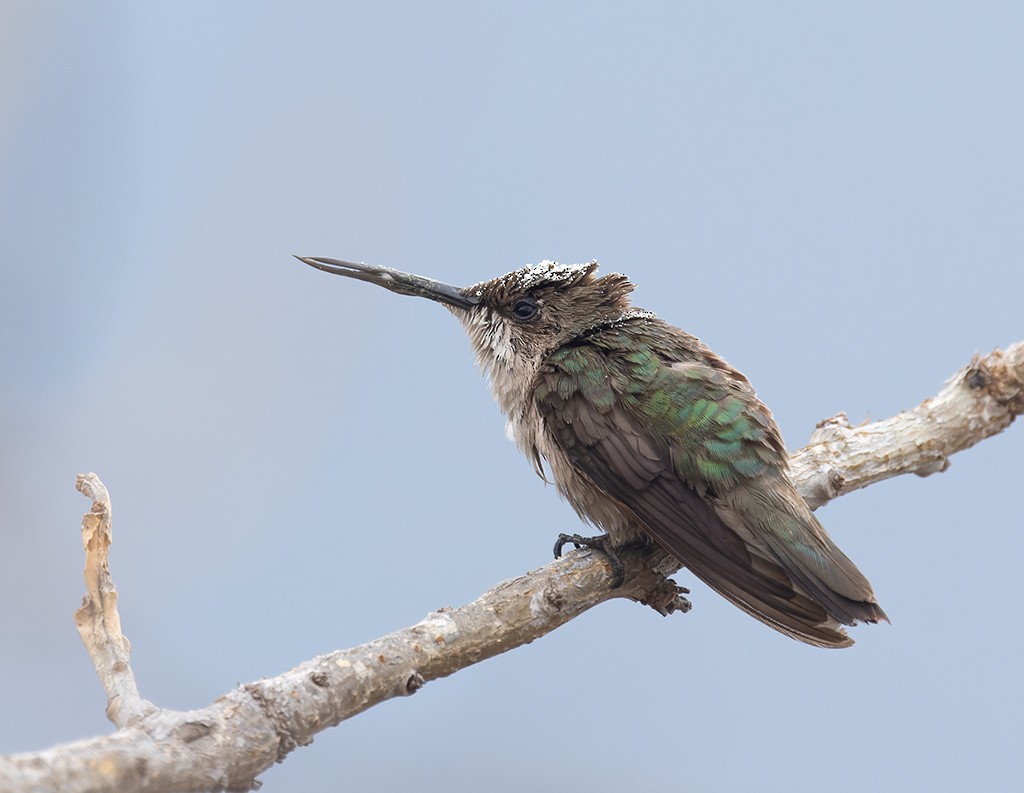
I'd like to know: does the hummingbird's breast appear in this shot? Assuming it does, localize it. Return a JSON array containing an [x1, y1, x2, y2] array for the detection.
[[460, 305, 651, 544], [498, 363, 647, 545]]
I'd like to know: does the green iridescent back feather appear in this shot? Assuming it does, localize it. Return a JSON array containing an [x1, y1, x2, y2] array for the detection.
[[541, 322, 785, 496]]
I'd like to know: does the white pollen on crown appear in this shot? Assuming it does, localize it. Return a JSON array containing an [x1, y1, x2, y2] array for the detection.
[[619, 308, 655, 321], [479, 260, 597, 292]]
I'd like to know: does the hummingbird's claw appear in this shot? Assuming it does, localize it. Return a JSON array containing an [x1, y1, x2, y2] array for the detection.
[[552, 533, 581, 557], [553, 532, 626, 588]]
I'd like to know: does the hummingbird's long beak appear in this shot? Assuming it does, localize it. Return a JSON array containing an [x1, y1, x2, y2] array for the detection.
[[296, 256, 479, 311]]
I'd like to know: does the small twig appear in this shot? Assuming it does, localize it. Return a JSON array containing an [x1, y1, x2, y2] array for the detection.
[[73, 473, 152, 728]]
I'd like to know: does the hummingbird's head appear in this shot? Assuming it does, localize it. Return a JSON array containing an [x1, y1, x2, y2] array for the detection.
[[457, 260, 640, 369]]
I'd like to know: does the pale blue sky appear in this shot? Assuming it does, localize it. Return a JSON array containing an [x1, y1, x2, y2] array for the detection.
[[2, 3, 1022, 791]]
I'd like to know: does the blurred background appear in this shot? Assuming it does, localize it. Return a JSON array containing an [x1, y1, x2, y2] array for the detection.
[[2, 3, 1022, 791]]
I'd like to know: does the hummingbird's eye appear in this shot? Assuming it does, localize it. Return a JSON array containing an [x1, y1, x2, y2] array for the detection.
[[511, 296, 540, 322]]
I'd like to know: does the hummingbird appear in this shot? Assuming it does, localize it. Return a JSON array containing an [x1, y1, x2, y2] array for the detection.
[[298, 256, 887, 648]]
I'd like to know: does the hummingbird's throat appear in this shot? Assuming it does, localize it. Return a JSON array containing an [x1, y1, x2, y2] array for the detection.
[[458, 308, 537, 423]]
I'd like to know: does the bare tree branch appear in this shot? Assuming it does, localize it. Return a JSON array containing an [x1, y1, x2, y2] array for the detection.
[[1, 342, 1020, 793]]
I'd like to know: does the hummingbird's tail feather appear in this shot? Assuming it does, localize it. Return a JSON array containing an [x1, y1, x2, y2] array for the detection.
[[620, 471, 873, 648], [696, 565, 855, 648], [722, 477, 889, 629]]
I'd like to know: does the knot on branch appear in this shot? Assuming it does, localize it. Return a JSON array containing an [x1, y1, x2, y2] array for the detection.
[[809, 412, 854, 446], [966, 345, 1024, 416], [244, 683, 308, 762], [638, 578, 692, 616], [603, 545, 692, 617]]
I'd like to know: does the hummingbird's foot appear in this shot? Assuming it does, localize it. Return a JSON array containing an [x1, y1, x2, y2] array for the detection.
[[553, 533, 626, 588]]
